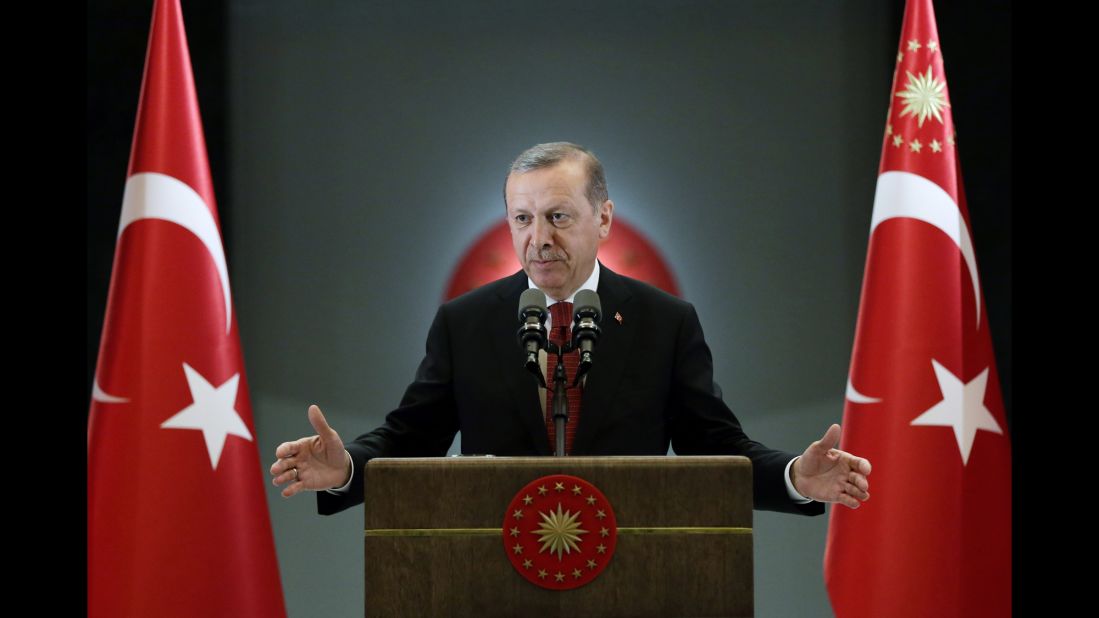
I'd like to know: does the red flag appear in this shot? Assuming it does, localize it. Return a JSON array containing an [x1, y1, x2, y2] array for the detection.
[[88, 1, 287, 616], [824, 1, 1011, 616]]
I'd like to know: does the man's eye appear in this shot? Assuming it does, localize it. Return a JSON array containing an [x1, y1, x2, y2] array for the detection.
[[551, 213, 570, 225], [514, 214, 530, 224]]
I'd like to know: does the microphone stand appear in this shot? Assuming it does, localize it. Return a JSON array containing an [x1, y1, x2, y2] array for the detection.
[[545, 340, 594, 457], [519, 291, 601, 458], [549, 341, 569, 458]]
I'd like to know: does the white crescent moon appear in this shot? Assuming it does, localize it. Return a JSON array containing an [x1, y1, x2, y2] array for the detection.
[[92, 173, 233, 406], [117, 172, 233, 335], [845, 377, 881, 404], [846, 170, 983, 406], [870, 170, 982, 327], [91, 375, 130, 404]]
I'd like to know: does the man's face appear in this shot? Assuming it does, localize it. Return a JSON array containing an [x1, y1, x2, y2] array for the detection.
[[505, 159, 613, 301]]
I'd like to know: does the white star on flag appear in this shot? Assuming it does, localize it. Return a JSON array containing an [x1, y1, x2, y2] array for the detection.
[[161, 363, 253, 469], [910, 359, 1002, 465]]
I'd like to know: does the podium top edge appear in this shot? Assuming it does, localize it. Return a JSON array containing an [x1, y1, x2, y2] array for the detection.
[[366, 455, 751, 467]]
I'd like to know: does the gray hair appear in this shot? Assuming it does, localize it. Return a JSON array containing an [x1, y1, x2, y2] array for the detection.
[[504, 142, 609, 212]]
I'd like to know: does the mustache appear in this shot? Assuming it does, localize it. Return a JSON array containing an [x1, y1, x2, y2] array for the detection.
[[527, 248, 566, 261]]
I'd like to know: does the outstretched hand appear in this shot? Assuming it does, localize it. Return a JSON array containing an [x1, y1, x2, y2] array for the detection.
[[270, 405, 352, 498], [791, 424, 871, 509]]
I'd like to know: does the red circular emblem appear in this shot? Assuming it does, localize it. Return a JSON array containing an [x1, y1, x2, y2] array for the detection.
[[502, 474, 618, 590]]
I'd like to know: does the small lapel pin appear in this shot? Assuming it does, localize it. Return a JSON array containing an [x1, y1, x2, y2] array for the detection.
[[614, 311, 623, 324]]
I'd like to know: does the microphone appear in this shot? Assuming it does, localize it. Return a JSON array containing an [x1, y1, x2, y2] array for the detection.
[[517, 288, 548, 384], [571, 289, 601, 377]]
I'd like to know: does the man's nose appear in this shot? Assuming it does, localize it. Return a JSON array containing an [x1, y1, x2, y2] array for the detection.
[[530, 217, 554, 248]]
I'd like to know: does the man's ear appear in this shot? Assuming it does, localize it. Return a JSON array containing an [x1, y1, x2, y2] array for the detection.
[[599, 200, 614, 238]]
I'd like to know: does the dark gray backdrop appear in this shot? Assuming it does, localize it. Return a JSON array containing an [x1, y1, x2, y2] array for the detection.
[[88, 1, 1011, 616]]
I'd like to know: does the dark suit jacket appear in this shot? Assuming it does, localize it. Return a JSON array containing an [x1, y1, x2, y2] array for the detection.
[[318, 263, 823, 516]]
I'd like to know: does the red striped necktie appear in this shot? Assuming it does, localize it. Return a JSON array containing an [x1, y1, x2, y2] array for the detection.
[[545, 301, 581, 455]]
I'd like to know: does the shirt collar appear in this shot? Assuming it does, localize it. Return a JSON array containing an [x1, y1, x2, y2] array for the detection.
[[527, 260, 600, 306]]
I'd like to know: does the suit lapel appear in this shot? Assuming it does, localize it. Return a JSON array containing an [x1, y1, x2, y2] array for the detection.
[[489, 270, 553, 455], [572, 264, 635, 454]]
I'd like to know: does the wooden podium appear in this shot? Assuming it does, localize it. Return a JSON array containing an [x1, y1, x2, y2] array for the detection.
[[363, 456, 753, 617]]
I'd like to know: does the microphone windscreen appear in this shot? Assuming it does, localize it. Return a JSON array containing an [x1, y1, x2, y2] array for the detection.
[[573, 290, 601, 321], [518, 288, 548, 321]]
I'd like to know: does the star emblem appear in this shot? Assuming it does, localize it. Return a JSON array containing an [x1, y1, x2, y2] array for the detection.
[[503, 474, 618, 590], [892, 135, 904, 148], [910, 360, 1003, 465], [927, 39, 939, 53], [534, 503, 588, 560], [907, 39, 921, 52], [896, 65, 950, 127], [896, 51, 904, 63], [930, 139, 943, 153], [160, 363, 252, 469], [513, 509, 524, 520], [909, 138, 923, 153]]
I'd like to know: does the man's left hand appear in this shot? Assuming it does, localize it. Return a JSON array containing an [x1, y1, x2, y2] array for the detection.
[[791, 424, 871, 509]]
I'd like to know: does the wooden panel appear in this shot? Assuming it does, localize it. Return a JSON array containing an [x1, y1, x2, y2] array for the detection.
[[364, 456, 753, 617]]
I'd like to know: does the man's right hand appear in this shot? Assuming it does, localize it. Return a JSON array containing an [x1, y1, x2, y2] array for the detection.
[[270, 404, 352, 498]]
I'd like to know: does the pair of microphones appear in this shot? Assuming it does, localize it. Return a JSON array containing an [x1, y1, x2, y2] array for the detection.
[[517, 288, 602, 386]]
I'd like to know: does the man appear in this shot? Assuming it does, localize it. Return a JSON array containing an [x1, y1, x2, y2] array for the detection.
[[271, 142, 870, 516]]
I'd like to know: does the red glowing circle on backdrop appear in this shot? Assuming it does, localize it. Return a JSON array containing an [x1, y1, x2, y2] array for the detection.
[[443, 217, 680, 301]]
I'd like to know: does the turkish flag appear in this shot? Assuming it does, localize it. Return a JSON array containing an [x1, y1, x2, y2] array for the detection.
[[88, 1, 287, 616], [824, 1, 1011, 616]]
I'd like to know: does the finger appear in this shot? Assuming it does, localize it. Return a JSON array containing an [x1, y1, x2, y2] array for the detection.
[[271, 461, 298, 484], [281, 480, 307, 498], [271, 463, 302, 485], [848, 471, 869, 493], [274, 441, 300, 460], [830, 449, 872, 476], [844, 481, 869, 502], [839, 451, 872, 475], [270, 457, 291, 476], [269, 451, 301, 475], [837, 492, 861, 509], [831, 481, 861, 508], [815, 423, 841, 452], [307, 405, 339, 440]]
